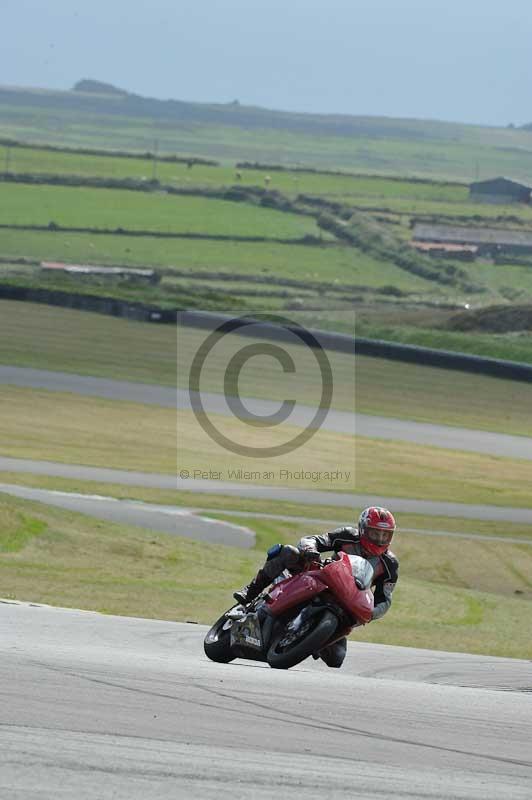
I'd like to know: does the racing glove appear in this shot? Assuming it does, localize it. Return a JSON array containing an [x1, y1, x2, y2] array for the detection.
[[299, 546, 321, 562]]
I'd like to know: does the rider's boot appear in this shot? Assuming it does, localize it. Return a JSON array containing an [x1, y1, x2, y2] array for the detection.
[[233, 569, 270, 606], [316, 637, 347, 668]]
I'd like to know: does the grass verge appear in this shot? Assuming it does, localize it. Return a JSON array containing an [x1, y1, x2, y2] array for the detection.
[[0, 387, 356, 492], [354, 436, 532, 507], [3, 385, 532, 504], [0, 386, 176, 473], [0, 300, 177, 385], [355, 354, 532, 437]]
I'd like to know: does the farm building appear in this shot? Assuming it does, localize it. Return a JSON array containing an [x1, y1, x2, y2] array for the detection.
[[412, 223, 532, 256], [469, 177, 531, 204], [410, 241, 478, 260]]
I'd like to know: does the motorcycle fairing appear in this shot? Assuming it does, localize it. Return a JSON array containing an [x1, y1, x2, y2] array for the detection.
[[230, 610, 264, 651], [266, 572, 327, 616], [266, 552, 374, 624]]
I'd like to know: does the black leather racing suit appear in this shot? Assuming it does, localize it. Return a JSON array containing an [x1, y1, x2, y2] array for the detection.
[[262, 526, 399, 667], [298, 526, 399, 621]]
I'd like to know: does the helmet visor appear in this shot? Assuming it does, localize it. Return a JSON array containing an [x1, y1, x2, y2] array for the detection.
[[366, 527, 394, 547]]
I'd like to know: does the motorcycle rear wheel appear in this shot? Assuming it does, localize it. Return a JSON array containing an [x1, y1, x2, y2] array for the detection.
[[267, 609, 338, 670], [204, 611, 237, 663]]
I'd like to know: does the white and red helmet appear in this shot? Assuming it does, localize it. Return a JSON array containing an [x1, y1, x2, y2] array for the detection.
[[358, 507, 396, 556]]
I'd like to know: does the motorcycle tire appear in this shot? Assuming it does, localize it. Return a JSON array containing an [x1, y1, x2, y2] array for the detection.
[[266, 609, 338, 670], [204, 611, 237, 663]]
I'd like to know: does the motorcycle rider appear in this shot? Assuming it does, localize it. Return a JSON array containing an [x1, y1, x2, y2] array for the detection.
[[233, 506, 398, 668]]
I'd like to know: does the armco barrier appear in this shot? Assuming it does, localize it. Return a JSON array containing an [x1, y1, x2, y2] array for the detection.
[[178, 310, 532, 383], [2, 288, 531, 383], [178, 309, 356, 354], [0, 285, 177, 323], [354, 336, 532, 382]]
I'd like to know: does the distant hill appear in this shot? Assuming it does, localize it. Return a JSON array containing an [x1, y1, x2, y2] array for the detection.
[[2, 81, 532, 179], [0, 81, 474, 141], [73, 80, 129, 97]]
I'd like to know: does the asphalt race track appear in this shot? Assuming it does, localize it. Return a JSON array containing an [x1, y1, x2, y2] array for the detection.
[[3, 455, 532, 527], [1, 482, 531, 549], [2, 363, 532, 798], [2, 465, 532, 527], [0, 483, 255, 548], [2, 365, 532, 459], [1, 601, 531, 799]]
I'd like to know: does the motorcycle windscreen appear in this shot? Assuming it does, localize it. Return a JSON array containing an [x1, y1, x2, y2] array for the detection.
[[266, 572, 326, 615], [321, 553, 374, 623], [347, 554, 374, 590]]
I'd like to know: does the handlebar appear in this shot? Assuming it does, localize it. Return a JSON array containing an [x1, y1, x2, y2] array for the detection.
[[301, 555, 335, 570]]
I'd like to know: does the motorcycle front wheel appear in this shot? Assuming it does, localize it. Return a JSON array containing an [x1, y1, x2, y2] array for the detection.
[[204, 610, 237, 663], [266, 609, 338, 670]]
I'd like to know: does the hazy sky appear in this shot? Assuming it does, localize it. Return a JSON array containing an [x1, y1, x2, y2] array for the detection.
[[2, 0, 531, 126]]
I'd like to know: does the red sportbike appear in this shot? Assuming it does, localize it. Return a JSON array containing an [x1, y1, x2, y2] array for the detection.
[[204, 552, 374, 669]]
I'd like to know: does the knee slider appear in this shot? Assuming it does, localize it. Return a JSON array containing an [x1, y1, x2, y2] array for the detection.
[[282, 544, 302, 567]]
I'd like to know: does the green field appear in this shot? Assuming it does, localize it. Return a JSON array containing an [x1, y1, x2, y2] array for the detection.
[[1, 142, 471, 202], [4, 140, 532, 336], [0, 228, 435, 291], [13, 141, 531, 227], [6, 174, 532, 329], [5, 144, 532, 228], [4, 160, 532, 324], [0, 492, 530, 658], [6, 142, 532, 232], [0, 183, 322, 239], [337, 194, 532, 223]]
